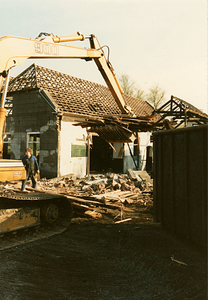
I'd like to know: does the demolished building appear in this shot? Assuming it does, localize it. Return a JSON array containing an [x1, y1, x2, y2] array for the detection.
[[3, 64, 158, 178]]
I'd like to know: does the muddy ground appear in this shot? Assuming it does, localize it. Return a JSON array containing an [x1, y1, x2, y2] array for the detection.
[[0, 208, 207, 299], [0, 174, 207, 300]]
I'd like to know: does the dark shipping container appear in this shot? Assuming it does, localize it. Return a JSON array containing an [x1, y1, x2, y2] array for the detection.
[[153, 125, 207, 249]]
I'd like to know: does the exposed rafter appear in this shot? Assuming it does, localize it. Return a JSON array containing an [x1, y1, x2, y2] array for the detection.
[[153, 95, 208, 128], [7, 63, 154, 118]]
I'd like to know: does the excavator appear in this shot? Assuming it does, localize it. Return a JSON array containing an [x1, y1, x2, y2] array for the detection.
[[0, 32, 133, 241]]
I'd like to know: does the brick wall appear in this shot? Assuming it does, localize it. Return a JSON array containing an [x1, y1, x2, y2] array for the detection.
[[6, 90, 59, 178]]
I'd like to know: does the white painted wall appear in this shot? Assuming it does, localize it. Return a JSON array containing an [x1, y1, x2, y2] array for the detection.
[[139, 132, 152, 170], [123, 143, 135, 172], [59, 121, 87, 178], [123, 132, 152, 172]]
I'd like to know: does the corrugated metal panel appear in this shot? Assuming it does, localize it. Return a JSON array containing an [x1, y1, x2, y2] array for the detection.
[[153, 125, 207, 249]]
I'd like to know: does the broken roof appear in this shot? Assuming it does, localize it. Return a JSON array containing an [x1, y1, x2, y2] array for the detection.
[[154, 95, 208, 128], [7, 63, 153, 118]]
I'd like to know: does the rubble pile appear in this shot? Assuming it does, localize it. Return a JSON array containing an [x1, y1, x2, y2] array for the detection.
[[1, 170, 154, 224], [38, 170, 153, 195], [37, 169, 153, 223]]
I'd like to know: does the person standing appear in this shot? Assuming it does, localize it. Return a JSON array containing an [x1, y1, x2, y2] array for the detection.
[[21, 148, 40, 191]]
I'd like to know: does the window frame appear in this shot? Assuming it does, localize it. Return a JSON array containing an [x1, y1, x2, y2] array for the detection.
[[26, 132, 40, 158], [3, 132, 11, 159]]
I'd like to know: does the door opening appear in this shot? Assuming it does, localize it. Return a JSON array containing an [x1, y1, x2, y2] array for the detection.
[[90, 136, 123, 173]]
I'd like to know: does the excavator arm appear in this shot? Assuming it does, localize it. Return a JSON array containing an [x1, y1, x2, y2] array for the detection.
[[0, 32, 132, 114]]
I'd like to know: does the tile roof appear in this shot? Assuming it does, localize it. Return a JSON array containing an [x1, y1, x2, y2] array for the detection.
[[8, 64, 154, 117]]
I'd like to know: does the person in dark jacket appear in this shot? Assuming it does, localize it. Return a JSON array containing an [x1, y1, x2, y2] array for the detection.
[[21, 148, 39, 191]]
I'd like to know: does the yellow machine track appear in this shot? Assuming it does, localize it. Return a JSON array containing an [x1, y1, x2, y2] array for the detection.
[[0, 190, 72, 250]]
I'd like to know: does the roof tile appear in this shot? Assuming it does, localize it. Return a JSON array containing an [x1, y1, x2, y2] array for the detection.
[[8, 64, 154, 117]]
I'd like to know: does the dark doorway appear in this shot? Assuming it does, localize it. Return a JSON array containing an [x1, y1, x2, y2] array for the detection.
[[90, 136, 123, 173]]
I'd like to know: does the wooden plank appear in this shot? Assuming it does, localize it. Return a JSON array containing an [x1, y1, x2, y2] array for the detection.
[[115, 218, 132, 224], [70, 197, 121, 209], [71, 202, 94, 211], [84, 210, 102, 219], [92, 190, 132, 199], [71, 203, 102, 219]]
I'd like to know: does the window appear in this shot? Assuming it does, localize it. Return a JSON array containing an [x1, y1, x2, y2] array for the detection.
[[27, 132, 40, 162], [4, 97, 13, 115], [3, 133, 11, 159]]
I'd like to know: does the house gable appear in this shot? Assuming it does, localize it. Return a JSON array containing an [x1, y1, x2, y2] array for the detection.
[[5, 89, 59, 178]]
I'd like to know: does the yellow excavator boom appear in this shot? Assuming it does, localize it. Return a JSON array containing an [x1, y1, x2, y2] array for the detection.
[[0, 32, 132, 114]]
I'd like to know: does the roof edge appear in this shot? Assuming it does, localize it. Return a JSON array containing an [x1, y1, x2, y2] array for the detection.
[[39, 89, 57, 112]]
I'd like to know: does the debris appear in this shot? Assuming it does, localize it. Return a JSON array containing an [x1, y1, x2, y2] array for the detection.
[[0, 170, 153, 222], [64, 194, 121, 210], [84, 210, 102, 219], [127, 169, 142, 182], [171, 256, 187, 267], [71, 203, 102, 219], [134, 171, 152, 184], [115, 218, 132, 224]]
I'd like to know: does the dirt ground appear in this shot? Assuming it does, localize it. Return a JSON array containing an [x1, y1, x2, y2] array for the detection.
[[0, 200, 207, 300]]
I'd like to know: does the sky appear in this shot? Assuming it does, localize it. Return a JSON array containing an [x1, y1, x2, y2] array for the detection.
[[1, 0, 207, 113]]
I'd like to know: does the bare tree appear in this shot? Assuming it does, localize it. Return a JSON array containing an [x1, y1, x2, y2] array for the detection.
[[146, 84, 165, 110], [135, 88, 145, 100], [119, 74, 145, 100], [119, 74, 165, 109], [119, 74, 135, 96]]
